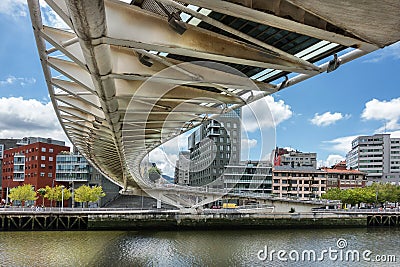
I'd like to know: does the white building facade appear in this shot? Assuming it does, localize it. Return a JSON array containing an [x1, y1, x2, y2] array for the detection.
[[346, 134, 400, 183], [174, 151, 190, 185]]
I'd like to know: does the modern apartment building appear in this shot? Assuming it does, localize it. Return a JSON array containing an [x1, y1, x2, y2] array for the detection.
[[0, 138, 20, 195], [1, 137, 120, 207], [346, 133, 400, 182], [188, 109, 241, 186], [174, 151, 190, 185], [1, 137, 70, 205], [273, 147, 317, 168], [223, 161, 272, 194], [272, 166, 327, 200], [56, 151, 120, 207]]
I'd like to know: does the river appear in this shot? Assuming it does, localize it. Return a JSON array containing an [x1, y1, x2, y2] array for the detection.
[[0, 228, 398, 266]]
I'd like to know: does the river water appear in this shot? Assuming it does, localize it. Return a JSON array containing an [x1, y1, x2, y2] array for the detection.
[[0, 228, 398, 266]]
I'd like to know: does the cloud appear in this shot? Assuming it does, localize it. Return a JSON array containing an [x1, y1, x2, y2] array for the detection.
[[159, 132, 190, 154], [323, 135, 358, 154], [0, 0, 27, 17], [318, 154, 345, 168], [361, 98, 400, 132], [41, 6, 69, 29], [283, 146, 296, 152], [387, 130, 400, 138], [241, 138, 257, 149], [364, 41, 400, 63], [150, 132, 192, 177], [149, 147, 178, 178], [0, 76, 36, 87], [0, 0, 68, 29], [0, 97, 68, 144], [243, 95, 292, 132], [310, 111, 349, 127], [241, 138, 258, 160]]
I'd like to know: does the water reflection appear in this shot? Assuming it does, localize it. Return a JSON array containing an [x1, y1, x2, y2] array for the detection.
[[0, 231, 124, 266], [0, 228, 399, 266], [94, 228, 400, 267]]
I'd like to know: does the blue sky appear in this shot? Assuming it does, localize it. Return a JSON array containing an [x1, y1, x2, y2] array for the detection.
[[1, 2, 399, 176]]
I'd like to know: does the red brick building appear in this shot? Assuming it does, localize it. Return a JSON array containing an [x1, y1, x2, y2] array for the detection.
[[2, 138, 69, 206]]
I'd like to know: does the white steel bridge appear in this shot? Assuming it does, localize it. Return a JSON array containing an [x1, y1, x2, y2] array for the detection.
[[28, 0, 400, 210]]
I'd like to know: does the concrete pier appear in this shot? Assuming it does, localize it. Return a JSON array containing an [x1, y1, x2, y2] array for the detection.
[[1, 209, 399, 231], [89, 211, 368, 230]]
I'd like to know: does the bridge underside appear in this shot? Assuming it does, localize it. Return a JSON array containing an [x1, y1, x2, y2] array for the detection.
[[28, 0, 400, 208]]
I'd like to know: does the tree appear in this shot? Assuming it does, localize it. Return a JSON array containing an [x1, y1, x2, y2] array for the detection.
[[74, 185, 105, 208], [44, 185, 57, 207], [44, 185, 71, 207], [148, 166, 162, 175], [321, 188, 342, 201], [358, 187, 376, 204], [37, 188, 46, 206], [148, 164, 162, 182], [8, 184, 37, 207], [321, 187, 377, 207]]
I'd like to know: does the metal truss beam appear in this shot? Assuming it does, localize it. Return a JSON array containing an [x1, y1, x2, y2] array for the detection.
[[176, 0, 378, 52]]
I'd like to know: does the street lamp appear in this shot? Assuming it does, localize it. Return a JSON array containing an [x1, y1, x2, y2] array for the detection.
[[61, 185, 65, 211]]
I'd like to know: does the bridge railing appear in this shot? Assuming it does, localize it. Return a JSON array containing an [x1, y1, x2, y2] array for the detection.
[[151, 183, 340, 205]]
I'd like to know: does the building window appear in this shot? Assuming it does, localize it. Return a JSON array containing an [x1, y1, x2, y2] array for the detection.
[[41, 156, 45, 161], [40, 172, 45, 177], [48, 173, 52, 178], [49, 156, 53, 162], [41, 147, 46, 152], [49, 148, 53, 153], [41, 164, 45, 168]]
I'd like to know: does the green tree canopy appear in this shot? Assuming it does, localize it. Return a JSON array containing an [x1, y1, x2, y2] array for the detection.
[[321, 188, 342, 201], [8, 184, 37, 206], [148, 166, 162, 174], [37, 188, 46, 196], [37, 188, 47, 206], [370, 183, 399, 203], [44, 185, 71, 206], [74, 185, 105, 207], [321, 184, 400, 206]]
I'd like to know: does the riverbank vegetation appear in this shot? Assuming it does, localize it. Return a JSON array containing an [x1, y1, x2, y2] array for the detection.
[[6, 184, 105, 207], [322, 183, 400, 206]]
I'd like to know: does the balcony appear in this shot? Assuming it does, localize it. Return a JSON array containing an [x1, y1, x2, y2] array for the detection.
[[206, 130, 220, 136], [55, 173, 89, 182], [206, 121, 221, 130], [13, 174, 25, 181]]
